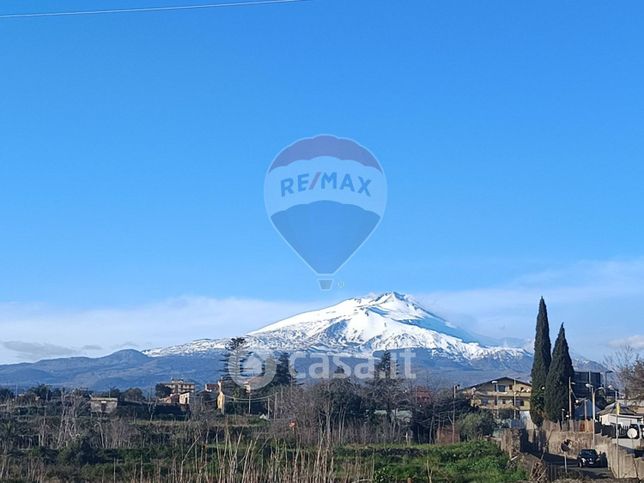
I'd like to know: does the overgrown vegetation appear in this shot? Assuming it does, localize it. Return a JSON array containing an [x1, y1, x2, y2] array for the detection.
[[0, 369, 526, 482], [0, 413, 523, 482]]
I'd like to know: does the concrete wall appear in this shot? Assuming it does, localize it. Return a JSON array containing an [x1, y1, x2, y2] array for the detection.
[[526, 427, 593, 455], [595, 435, 644, 479], [499, 428, 526, 457], [527, 426, 644, 479], [545, 430, 593, 455]]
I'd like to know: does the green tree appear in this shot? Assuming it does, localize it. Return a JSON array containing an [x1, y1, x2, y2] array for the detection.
[[544, 324, 574, 422], [220, 337, 248, 386], [273, 352, 296, 387], [220, 337, 249, 414], [155, 383, 172, 399], [58, 436, 99, 465], [460, 411, 496, 440], [123, 387, 145, 401], [28, 384, 52, 401], [530, 297, 552, 426], [0, 387, 14, 401]]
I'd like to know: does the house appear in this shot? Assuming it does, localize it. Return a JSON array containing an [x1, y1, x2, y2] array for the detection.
[[599, 402, 640, 425], [163, 379, 196, 395], [159, 392, 193, 406], [465, 377, 532, 413], [178, 392, 191, 405], [158, 379, 196, 407], [89, 396, 119, 414], [598, 405, 644, 443], [159, 394, 177, 404]]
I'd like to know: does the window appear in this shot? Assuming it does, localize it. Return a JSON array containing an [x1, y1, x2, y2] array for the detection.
[[497, 385, 506, 392], [519, 400, 525, 406]]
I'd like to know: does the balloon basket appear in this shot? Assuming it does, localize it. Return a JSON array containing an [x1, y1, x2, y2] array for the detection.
[[318, 279, 333, 291]]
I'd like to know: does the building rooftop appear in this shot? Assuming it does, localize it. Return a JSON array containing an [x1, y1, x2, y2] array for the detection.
[[464, 376, 532, 390]]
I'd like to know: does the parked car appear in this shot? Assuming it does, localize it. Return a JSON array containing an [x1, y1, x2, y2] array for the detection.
[[576, 449, 603, 467]]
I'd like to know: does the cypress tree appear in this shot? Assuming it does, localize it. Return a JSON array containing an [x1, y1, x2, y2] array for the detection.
[[544, 324, 575, 422], [219, 337, 249, 414], [273, 352, 296, 386], [220, 337, 248, 389], [529, 297, 552, 426]]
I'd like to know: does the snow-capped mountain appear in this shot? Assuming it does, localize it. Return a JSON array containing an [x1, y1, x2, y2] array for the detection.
[[144, 292, 529, 364], [0, 292, 600, 390]]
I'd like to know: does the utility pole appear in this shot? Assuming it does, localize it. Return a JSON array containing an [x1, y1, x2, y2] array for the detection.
[[586, 383, 601, 447], [568, 377, 574, 430], [615, 402, 620, 478]]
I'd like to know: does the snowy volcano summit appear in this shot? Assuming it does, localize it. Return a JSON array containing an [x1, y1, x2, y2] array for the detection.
[[0, 293, 597, 390], [145, 292, 529, 364]]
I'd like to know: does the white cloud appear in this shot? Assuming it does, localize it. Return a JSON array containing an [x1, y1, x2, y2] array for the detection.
[[608, 335, 644, 350], [1, 341, 80, 359], [0, 296, 318, 364], [0, 258, 643, 364], [417, 258, 644, 359]]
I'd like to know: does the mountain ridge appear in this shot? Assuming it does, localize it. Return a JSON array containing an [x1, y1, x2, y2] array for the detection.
[[0, 292, 603, 390], [144, 292, 529, 364]]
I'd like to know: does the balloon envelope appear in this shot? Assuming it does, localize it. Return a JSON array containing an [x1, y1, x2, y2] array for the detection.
[[265, 135, 387, 277]]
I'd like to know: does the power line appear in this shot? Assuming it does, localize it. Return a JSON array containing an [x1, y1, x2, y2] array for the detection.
[[0, 0, 311, 20]]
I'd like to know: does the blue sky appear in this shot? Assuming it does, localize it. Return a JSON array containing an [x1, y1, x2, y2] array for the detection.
[[1, 0, 643, 362]]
